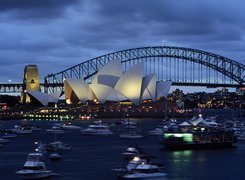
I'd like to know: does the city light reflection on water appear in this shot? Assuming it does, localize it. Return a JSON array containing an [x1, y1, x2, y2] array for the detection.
[[167, 150, 209, 179]]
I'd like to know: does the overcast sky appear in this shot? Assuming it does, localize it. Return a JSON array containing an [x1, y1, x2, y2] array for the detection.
[[0, 0, 245, 86]]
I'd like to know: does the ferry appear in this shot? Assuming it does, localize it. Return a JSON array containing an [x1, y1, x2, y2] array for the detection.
[[161, 128, 237, 150]]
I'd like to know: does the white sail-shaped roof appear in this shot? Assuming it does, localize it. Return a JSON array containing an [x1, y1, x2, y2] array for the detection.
[[64, 78, 89, 103], [106, 89, 128, 102], [97, 75, 120, 88], [141, 74, 156, 101], [92, 60, 122, 87], [27, 90, 49, 106], [115, 63, 144, 104], [27, 90, 60, 106], [49, 91, 62, 103], [156, 81, 172, 99], [89, 84, 114, 103], [87, 87, 95, 101], [64, 80, 73, 101]]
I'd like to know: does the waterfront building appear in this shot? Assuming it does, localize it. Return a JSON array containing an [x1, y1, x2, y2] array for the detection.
[[64, 60, 172, 104]]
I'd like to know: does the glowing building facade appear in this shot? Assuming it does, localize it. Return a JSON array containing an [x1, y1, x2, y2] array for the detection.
[[64, 60, 172, 104], [21, 65, 40, 104]]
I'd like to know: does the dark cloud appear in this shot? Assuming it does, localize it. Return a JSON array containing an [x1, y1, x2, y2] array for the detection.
[[0, 0, 80, 20], [0, 0, 245, 83]]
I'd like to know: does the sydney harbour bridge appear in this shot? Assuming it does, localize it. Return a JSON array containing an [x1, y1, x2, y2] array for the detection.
[[0, 46, 244, 93]]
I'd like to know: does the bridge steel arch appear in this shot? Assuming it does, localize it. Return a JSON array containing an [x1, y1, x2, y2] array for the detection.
[[44, 46, 245, 93]]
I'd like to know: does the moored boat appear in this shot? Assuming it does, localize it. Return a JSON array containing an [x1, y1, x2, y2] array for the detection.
[[122, 145, 145, 159], [0, 138, 10, 143], [49, 153, 62, 160], [11, 125, 32, 134], [161, 128, 237, 150], [62, 123, 82, 130], [120, 163, 166, 179], [45, 141, 72, 151], [16, 153, 53, 179], [2, 133, 17, 139], [81, 124, 113, 135]]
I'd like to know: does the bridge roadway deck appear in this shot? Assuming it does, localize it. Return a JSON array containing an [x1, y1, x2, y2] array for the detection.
[[0, 82, 243, 93]]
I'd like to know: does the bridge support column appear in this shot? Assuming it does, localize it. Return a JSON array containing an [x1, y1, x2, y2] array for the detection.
[[21, 65, 40, 104]]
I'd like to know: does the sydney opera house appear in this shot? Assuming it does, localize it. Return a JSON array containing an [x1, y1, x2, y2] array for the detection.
[[64, 60, 171, 105], [27, 60, 171, 106]]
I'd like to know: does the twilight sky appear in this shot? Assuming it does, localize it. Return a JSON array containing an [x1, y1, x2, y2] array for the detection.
[[0, 0, 245, 85]]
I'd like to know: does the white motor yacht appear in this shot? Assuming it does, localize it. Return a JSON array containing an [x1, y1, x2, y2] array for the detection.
[[121, 163, 166, 179], [122, 146, 145, 159], [45, 141, 72, 151], [11, 125, 32, 134], [126, 156, 148, 171], [148, 128, 163, 136], [62, 123, 82, 130], [16, 153, 53, 179], [51, 123, 63, 129], [81, 124, 113, 135]]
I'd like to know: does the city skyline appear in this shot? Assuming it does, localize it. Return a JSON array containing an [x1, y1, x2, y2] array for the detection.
[[0, 0, 245, 89]]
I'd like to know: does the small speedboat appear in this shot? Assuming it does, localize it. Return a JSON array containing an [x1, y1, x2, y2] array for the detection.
[[11, 125, 32, 134], [16, 153, 54, 179], [62, 123, 82, 130], [120, 163, 166, 179], [122, 145, 145, 159], [45, 141, 72, 151], [2, 133, 17, 139], [148, 128, 163, 136], [0, 138, 10, 143], [81, 124, 113, 135], [51, 123, 63, 129], [50, 153, 62, 160]]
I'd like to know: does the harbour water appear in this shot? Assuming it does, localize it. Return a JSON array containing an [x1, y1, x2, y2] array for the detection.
[[0, 115, 245, 180]]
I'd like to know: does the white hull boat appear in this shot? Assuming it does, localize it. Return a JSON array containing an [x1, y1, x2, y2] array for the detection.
[[16, 153, 54, 179], [120, 163, 166, 179], [16, 169, 52, 179], [11, 125, 32, 134], [81, 124, 113, 135], [121, 172, 167, 179], [45, 141, 72, 151], [148, 128, 163, 136], [50, 153, 62, 160], [122, 146, 144, 158], [2, 133, 17, 139], [62, 124, 82, 130]]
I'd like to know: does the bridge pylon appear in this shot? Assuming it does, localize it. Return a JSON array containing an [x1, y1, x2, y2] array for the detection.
[[20, 65, 40, 104]]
